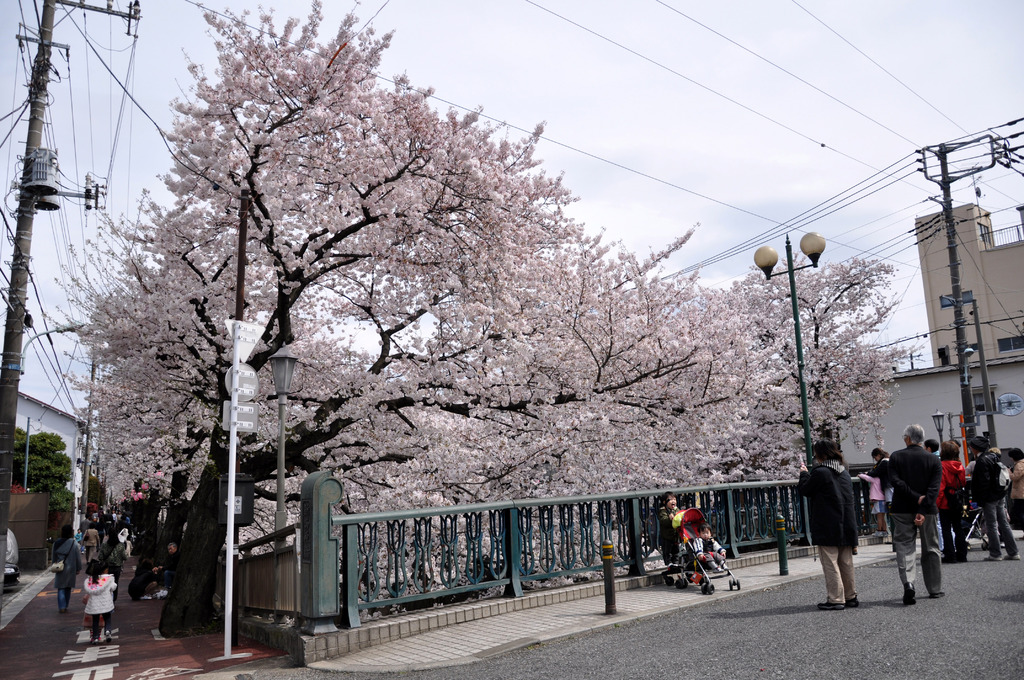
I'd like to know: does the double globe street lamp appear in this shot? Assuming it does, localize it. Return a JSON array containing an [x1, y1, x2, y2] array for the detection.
[[753, 232, 827, 465]]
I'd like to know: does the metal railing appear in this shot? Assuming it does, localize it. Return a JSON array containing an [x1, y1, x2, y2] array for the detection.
[[982, 224, 1024, 249], [239, 475, 874, 630]]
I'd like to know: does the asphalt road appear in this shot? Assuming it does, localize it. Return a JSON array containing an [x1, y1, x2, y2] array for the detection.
[[247, 557, 1024, 680]]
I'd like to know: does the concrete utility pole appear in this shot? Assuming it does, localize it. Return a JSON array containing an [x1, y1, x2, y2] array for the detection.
[[0, 0, 140, 621], [920, 136, 998, 441]]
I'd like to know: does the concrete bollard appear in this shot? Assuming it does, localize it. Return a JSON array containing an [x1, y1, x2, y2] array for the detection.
[[602, 541, 616, 614], [776, 515, 789, 576]]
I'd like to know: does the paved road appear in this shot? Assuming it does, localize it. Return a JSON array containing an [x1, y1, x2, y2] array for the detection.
[[239, 557, 1023, 680]]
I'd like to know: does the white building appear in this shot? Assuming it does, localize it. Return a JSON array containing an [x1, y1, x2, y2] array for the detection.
[[16, 393, 86, 522]]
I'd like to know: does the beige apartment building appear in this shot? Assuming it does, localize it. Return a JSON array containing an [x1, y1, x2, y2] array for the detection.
[[916, 203, 1024, 367]]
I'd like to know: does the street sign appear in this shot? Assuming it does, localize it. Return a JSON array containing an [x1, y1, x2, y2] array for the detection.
[[223, 363, 259, 401], [224, 319, 264, 362], [222, 401, 258, 432]]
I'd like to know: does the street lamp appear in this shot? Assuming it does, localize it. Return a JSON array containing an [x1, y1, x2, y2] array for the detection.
[[931, 410, 945, 443], [754, 232, 826, 465], [269, 345, 298, 535]]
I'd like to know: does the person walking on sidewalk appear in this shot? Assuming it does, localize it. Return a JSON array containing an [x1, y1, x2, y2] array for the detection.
[[82, 521, 100, 565], [889, 424, 943, 604], [51, 524, 82, 613], [83, 560, 116, 645], [798, 439, 858, 611], [97, 525, 128, 600], [968, 436, 1019, 561]]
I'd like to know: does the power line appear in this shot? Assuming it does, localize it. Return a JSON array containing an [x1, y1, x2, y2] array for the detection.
[[789, 0, 968, 134], [654, 0, 920, 147]]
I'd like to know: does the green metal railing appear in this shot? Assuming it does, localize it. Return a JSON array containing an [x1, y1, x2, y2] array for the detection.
[[290, 474, 845, 631]]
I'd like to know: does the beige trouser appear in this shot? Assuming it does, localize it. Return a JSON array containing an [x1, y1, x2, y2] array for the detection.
[[818, 545, 856, 604]]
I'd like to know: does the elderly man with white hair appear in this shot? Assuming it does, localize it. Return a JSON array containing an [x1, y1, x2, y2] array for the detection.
[[888, 423, 943, 604]]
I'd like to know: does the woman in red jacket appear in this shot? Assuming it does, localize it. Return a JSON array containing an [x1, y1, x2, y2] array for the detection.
[[937, 440, 967, 563]]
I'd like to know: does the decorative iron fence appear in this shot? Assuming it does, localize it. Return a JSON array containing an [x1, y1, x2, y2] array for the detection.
[[242, 474, 873, 631]]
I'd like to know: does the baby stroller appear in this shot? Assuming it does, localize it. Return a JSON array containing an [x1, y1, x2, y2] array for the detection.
[[963, 501, 988, 550], [662, 508, 740, 595]]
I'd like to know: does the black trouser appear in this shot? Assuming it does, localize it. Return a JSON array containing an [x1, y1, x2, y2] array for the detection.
[[939, 505, 967, 561]]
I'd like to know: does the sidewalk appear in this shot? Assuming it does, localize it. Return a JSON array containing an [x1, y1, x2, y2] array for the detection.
[[0, 556, 287, 680], [0, 539, 910, 678]]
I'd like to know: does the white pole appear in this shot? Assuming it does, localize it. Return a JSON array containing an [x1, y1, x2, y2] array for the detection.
[[222, 320, 241, 659]]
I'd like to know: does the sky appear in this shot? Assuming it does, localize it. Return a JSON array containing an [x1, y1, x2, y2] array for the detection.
[[2, 0, 1023, 418]]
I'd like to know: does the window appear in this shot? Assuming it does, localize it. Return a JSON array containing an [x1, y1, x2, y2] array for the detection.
[[997, 336, 1024, 353]]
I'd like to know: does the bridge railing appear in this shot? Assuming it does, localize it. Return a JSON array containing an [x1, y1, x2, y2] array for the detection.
[[287, 472, 859, 633], [241, 473, 876, 631]]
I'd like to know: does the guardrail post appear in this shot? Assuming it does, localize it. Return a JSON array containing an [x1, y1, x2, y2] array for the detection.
[[503, 505, 523, 598], [776, 514, 789, 575], [626, 498, 645, 576], [299, 471, 342, 634]]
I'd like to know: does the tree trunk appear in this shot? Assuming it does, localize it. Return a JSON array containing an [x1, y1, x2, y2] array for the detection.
[[159, 467, 225, 636]]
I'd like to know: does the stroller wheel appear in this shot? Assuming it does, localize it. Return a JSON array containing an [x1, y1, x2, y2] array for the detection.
[[708, 583, 715, 595], [676, 578, 688, 589], [735, 579, 741, 591], [664, 574, 674, 587], [700, 582, 709, 595]]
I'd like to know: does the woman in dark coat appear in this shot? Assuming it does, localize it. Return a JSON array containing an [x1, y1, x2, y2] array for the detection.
[[797, 439, 859, 611], [51, 524, 83, 613]]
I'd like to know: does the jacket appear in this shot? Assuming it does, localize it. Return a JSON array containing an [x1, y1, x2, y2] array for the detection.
[[888, 444, 942, 514], [798, 462, 858, 547], [857, 473, 884, 502], [98, 541, 127, 568], [970, 451, 1005, 504], [1010, 459, 1024, 501], [84, 574, 116, 615], [691, 536, 724, 556], [863, 458, 890, 492], [51, 538, 82, 590], [82, 528, 99, 548], [937, 460, 966, 511]]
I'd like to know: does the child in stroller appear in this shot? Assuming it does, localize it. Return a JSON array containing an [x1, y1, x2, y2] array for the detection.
[[662, 507, 740, 594], [693, 522, 728, 572]]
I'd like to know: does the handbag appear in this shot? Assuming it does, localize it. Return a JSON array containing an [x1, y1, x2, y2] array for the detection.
[[49, 560, 65, 573]]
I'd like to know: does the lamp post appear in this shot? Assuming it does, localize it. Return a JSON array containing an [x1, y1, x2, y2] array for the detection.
[[754, 232, 826, 465], [931, 410, 945, 443], [269, 345, 298, 536]]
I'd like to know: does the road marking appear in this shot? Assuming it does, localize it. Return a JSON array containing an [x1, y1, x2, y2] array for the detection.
[[52, 664, 119, 680], [62, 647, 120, 664], [124, 668, 203, 680]]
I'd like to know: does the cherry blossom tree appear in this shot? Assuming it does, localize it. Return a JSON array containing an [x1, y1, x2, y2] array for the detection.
[[69, 4, 901, 635]]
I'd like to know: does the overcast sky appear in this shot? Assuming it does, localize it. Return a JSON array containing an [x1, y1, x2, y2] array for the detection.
[[2, 0, 1022, 417]]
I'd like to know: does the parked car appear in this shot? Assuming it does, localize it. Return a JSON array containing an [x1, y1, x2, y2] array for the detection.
[[4, 528, 19, 588]]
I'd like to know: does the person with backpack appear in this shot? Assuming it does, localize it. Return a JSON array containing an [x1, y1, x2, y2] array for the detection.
[[968, 436, 1019, 561], [937, 441, 968, 563]]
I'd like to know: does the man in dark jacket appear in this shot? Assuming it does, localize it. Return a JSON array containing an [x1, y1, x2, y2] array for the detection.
[[969, 436, 1020, 561], [889, 423, 943, 604]]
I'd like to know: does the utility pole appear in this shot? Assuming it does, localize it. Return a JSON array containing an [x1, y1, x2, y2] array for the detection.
[[0, 0, 140, 621], [920, 136, 997, 440], [0, 0, 58, 622]]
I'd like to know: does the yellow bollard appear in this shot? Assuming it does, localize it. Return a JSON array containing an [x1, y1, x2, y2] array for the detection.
[[602, 541, 616, 614]]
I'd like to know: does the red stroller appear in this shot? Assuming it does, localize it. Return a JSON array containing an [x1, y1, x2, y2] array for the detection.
[[662, 508, 740, 594]]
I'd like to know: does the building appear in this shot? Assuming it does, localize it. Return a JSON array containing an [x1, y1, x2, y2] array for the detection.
[[16, 393, 86, 525], [868, 356, 1024, 465], [917, 203, 1024, 366]]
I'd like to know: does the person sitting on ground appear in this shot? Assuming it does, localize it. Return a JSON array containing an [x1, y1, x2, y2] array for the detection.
[[127, 558, 161, 600], [160, 542, 179, 589], [691, 522, 727, 573], [658, 492, 681, 565]]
